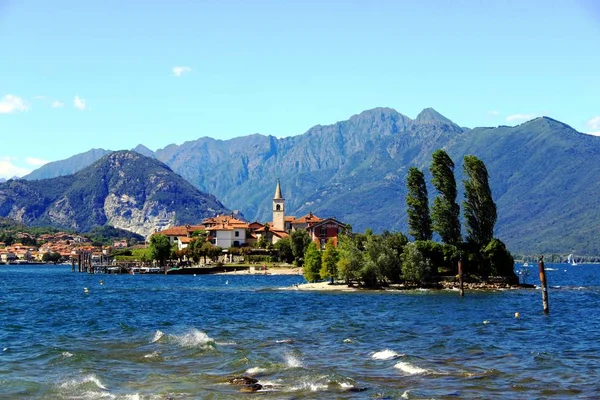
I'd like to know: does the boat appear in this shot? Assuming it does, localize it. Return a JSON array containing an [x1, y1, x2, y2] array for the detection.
[[567, 254, 577, 266], [523, 262, 529, 267]]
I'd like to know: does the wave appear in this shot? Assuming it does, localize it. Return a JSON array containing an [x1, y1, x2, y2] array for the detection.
[[171, 329, 215, 348], [151, 328, 214, 348], [394, 361, 429, 375], [288, 377, 329, 392], [372, 349, 403, 360], [150, 330, 164, 343], [284, 352, 303, 368], [246, 366, 268, 375], [59, 374, 107, 390]]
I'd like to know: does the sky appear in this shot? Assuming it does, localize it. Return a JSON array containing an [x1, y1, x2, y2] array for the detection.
[[1, 0, 599, 179]]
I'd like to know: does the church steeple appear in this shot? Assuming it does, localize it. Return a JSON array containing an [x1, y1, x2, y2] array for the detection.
[[274, 178, 283, 200], [273, 179, 285, 231]]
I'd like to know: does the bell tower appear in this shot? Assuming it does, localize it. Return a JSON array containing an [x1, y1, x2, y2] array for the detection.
[[273, 179, 285, 231]]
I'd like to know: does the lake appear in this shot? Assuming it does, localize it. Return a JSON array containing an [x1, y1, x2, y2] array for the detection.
[[1, 263, 599, 399]]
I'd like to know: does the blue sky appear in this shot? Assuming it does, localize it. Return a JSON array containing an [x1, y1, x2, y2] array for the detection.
[[1, 0, 599, 178]]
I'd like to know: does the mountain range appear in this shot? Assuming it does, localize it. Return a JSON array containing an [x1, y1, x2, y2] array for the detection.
[[11, 107, 600, 255], [1, 151, 230, 236]]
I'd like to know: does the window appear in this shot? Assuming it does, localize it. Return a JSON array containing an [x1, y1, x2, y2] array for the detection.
[[320, 226, 327, 236], [235, 231, 240, 237], [276, 204, 281, 211]]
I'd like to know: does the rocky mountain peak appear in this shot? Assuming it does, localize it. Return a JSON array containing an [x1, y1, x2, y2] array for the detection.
[[132, 144, 155, 158], [415, 107, 456, 126]]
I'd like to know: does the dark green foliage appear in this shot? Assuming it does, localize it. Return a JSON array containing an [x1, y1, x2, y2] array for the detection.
[[290, 229, 312, 266], [463, 155, 497, 248], [483, 238, 516, 278], [42, 252, 62, 264], [274, 237, 294, 264], [303, 242, 322, 282], [406, 167, 432, 241], [430, 150, 461, 245]]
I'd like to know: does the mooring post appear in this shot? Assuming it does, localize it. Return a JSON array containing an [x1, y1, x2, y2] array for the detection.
[[71, 257, 75, 272], [458, 255, 465, 297], [538, 255, 549, 314]]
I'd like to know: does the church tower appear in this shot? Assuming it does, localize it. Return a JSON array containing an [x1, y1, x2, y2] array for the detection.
[[273, 179, 285, 231]]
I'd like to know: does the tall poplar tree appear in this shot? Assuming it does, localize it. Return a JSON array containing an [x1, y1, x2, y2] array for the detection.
[[406, 167, 432, 241], [429, 150, 461, 245], [463, 155, 497, 247]]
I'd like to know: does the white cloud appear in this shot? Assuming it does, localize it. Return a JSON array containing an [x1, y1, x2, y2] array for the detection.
[[587, 132, 600, 136], [51, 100, 65, 108], [34, 95, 46, 100], [25, 157, 49, 167], [0, 158, 31, 179], [506, 114, 534, 123], [487, 110, 500, 117], [0, 94, 28, 114], [73, 95, 87, 110], [586, 116, 600, 131], [172, 66, 192, 77]]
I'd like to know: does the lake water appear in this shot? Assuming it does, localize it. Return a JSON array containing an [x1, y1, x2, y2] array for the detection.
[[1, 264, 599, 399]]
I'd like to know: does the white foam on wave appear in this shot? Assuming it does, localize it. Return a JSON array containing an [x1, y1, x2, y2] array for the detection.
[[372, 349, 402, 360], [276, 339, 294, 344], [144, 351, 160, 359], [284, 352, 303, 368], [394, 361, 429, 375], [246, 366, 268, 375], [60, 374, 107, 390], [171, 329, 214, 348], [151, 330, 164, 343], [215, 341, 236, 346], [62, 351, 74, 358], [288, 378, 328, 392]]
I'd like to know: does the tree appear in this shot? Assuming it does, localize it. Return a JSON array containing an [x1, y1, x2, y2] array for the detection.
[[290, 229, 312, 266], [430, 150, 461, 245], [320, 239, 339, 283], [148, 234, 171, 266], [42, 251, 61, 264], [463, 155, 497, 248], [401, 242, 432, 283], [303, 242, 322, 282], [483, 238, 516, 278], [274, 237, 294, 263], [336, 232, 365, 284], [406, 167, 432, 241]]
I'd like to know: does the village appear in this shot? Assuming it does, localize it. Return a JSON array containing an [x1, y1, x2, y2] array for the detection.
[[0, 180, 346, 273]]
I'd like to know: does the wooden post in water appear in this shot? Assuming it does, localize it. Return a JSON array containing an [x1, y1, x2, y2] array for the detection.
[[458, 256, 465, 297], [538, 255, 549, 314], [71, 257, 75, 272]]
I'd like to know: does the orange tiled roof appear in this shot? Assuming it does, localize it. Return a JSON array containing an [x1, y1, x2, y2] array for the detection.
[[292, 212, 322, 224], [158, 224, 205, 237]]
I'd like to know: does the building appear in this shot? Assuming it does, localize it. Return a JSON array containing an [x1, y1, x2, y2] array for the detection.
[[260, 180, 346, 249], [203, 215, 249, 248]]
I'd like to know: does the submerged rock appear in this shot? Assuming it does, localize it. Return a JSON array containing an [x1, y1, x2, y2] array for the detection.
[[239, 383, 263, 392], [228, 375, 258, 385]]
